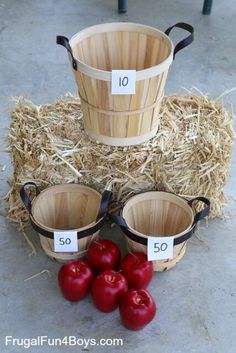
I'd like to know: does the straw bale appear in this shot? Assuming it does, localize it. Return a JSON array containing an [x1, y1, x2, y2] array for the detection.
[[6, 92, 234, 225]]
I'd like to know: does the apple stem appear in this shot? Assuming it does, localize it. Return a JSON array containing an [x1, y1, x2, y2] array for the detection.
[[136, 296, 146, 305], [108, 275, 115, 282], [72, 266, 80, 273]]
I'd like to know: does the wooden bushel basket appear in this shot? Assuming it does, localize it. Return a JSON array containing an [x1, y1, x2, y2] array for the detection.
[[20, 183, 112, 262], [112, 192, 210, 271], [57, 22, 194, 146]]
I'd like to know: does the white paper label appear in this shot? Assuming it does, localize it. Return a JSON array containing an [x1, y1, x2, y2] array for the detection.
[[111, 70, 136, 95], [54, 231, 78, 253], [147, 236, 174, 261]]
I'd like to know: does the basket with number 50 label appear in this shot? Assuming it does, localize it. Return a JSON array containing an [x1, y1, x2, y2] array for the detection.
[[20, 182, 112, 262], [111, 191, 210, 272]]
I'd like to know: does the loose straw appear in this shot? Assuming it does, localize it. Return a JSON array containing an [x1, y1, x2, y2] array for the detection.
[[24, 269, 52, 282]]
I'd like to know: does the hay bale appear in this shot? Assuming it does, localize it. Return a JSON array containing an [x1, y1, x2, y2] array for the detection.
[[6, 92, 234, 225]]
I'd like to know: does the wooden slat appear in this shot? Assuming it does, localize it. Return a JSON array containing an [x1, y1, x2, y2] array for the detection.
[[71, 24, 171, 145]]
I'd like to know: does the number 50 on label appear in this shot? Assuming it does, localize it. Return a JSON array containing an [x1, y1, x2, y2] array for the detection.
[[147, 237, 174, 261], [54, 231, 78, 253]]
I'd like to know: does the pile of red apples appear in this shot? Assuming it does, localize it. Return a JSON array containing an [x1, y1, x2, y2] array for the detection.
[[58, 239, 156, 331]]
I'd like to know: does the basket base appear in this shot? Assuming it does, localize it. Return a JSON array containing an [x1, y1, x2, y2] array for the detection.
[[84, 126, 158, 147], [152, 244, 186, 272], [39, 232, 99, 263]]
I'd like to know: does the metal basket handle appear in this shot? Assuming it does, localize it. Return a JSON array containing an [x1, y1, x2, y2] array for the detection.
[[56, 35, 77, 70], [165, 22, 194, 59], [19, 182, 40, 213]]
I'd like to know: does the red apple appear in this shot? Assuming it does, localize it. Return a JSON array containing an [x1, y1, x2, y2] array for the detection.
[[119, 289, 157, 330], [58, 260, 94, 302], [120, 252, 153, 289], [87, 239, 121, 272], [91, 270, 128, 312]]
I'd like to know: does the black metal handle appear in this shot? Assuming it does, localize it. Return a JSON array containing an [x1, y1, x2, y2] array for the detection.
[[20, 183, 112, 240], [188, 196, 210, 224], [108, 200, 126, 225], [30, 214, 106, 240], [96, 190, 113, 221], [164, 22, 194, 59], [110, 213, 128, 228], [110, 194, 210, 247], [30, 188, 112, 240], [110, 211, 195, 246], [56, 35, 77, 70], [20, 182, 40, 213]]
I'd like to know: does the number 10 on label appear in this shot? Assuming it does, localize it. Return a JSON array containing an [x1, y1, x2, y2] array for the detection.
[[147, 237, 174, 261], [111, 70, 136, 95]]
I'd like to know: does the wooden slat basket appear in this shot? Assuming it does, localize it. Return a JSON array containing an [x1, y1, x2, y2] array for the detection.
[[112, 191, 210, 271], [20, 183, 111, 263], [57, 22, 193, 146]]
